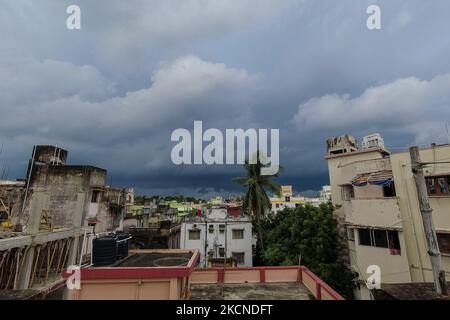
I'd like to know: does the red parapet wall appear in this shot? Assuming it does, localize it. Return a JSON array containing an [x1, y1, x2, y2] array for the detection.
[[63, 249, 201, 281], [191, 266, 344, 301], [62, 250, 343, 300]]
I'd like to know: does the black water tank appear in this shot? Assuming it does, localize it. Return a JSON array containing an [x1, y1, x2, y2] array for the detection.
[[92, 235, 117, 266], [116, 232, 130, 259]]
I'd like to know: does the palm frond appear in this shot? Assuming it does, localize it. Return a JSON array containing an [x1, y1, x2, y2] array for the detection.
[[231, 177, 248, 185]]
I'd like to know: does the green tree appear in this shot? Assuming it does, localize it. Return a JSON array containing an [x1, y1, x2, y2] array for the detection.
[[232, 153, 281, 254], [262, 203, 357, 299], [134, 195, 149, 205]]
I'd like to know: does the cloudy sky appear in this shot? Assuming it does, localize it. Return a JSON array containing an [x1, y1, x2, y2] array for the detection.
[[1, 0, 450, 197]]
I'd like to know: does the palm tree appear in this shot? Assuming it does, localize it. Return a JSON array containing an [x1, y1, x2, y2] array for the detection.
[[232, 152, 281, 253]]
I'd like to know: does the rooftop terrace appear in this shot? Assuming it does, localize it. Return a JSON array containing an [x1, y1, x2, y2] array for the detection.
[[65, 250, 344, 300], [189, 266, 344, 301], [191, 282, 314, 300], [112, 252, 193, 268]]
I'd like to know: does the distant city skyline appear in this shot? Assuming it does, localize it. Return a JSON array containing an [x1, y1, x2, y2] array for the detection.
[[1, 1, 450, 197]]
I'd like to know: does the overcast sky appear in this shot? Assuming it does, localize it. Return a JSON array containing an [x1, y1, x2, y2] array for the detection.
[[1, 0, 450, 197]]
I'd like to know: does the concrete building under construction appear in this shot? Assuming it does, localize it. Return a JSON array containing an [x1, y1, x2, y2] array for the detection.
[[0, 145, 127, 299]]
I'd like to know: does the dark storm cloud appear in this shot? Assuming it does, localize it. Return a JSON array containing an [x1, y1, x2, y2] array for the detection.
[[1, 0, 450, 196]]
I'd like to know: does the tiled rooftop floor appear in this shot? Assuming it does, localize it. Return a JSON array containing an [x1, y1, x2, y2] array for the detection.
[[190, 282, 314, 300], [112, 252, 193, 267]]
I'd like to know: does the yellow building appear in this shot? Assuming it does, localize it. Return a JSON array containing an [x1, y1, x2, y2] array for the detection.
[[270, 185, 306, 213], [325, 135, 450, 299]]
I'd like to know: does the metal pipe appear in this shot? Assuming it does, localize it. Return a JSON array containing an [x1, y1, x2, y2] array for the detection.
[[21, 145, 36, 218], [52, 145, 58, 165], [78, 229, 87, 267], [115, 236, 132, 243]]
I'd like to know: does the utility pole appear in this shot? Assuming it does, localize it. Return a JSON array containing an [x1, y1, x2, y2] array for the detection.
[[409, 146, 447, 295]]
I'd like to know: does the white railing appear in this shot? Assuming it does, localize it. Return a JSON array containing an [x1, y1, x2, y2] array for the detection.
[[78, 229, 111, 267]]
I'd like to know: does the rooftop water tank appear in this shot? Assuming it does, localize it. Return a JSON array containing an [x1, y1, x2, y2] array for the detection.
[[92, 235, 117, 266], [116, 232, 130, 260]]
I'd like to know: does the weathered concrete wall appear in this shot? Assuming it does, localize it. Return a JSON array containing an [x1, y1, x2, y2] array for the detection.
[[33, 145, 68, 165], [27, 165, 107, 228], [93, 187, 125, 233], [354, 184, 384, 199]]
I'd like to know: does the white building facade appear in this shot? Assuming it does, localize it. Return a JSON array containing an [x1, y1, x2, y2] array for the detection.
[[319, 185, 332, 203], [180, 206, 254, 267]]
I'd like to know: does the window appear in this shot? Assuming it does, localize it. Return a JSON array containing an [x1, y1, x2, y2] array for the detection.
[[388, 230, 401, 255], [285, 197, 291, 202], [358, 229, 401, 254], [91, 190, 100, 203], [346, 227, 355, 241], [358, 229, 372, 246], [208, 225, 214, 234], [427, 178, 436, 194], [232, 229, 244, 239], [341, 185, 355, 201], [437, 233, 450, 255], [383, 182, 396, 197], [373, 230, 388, 248], [219, 224, 225, 234], [427, 176, 450, 196], [219, 247, 225, 257], [295, 203, 300, 208], [275, 204, 280, 208], [232, 252, 245, 265], [438, 177, 448, 194], [189, 229, 201, 240]]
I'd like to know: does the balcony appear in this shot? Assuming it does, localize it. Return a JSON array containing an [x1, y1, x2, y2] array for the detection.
[[344, 198, 402, 228]]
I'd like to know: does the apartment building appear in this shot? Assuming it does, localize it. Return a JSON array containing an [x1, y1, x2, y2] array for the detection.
[[179, 205, 254, 267], [325, 134, 450, 299], [270, 185, 331, 213], [270, 185, 306, 213], [319, 185, 332, 203]]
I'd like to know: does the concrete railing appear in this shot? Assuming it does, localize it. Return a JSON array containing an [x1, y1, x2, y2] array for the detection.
[[191, 266, 344, 300]]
